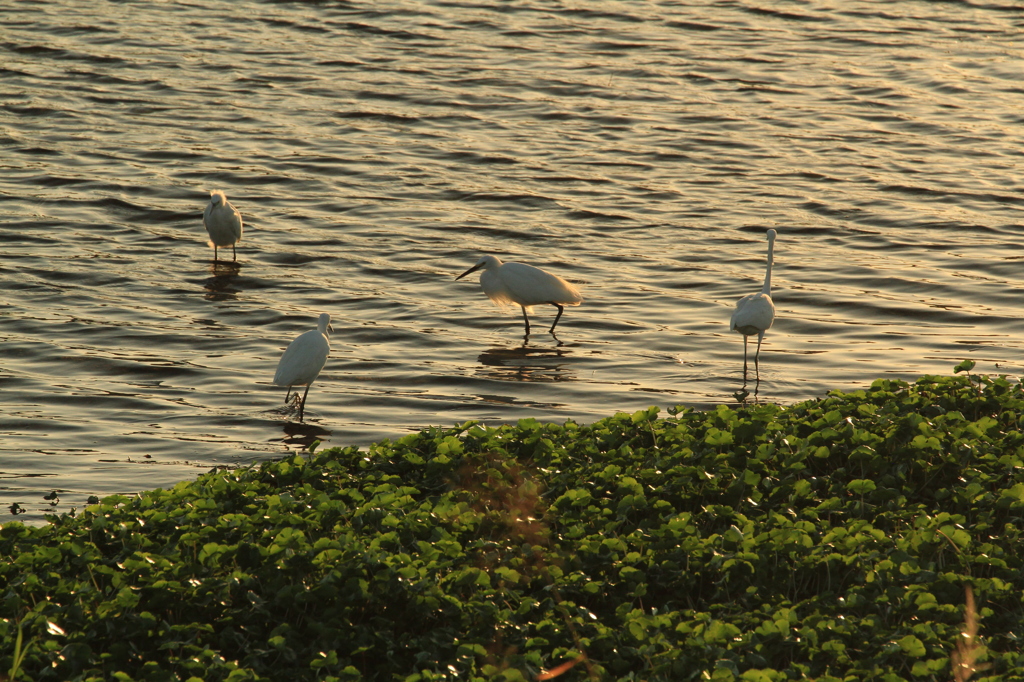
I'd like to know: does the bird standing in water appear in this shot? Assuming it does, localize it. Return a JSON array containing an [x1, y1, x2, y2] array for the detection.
[[203, 190, 243, 261], [456, 255, 583, 336], [273, 313, 332, 421], [730, 229, 777, 383]]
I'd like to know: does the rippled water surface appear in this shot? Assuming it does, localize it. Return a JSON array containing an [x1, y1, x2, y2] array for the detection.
[[3, 0, 1024, 523]]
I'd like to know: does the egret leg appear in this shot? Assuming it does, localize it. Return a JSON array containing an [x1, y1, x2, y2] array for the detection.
[[213, 245, 218, 262], [742, 335, 749, 381], [549, 303, 565, 334], [298, 384, 312, 421], [284, 386, 293, 403], [232, 243, 237, 261], [754, 332, 764, 382], [521, 306, 531, 336]]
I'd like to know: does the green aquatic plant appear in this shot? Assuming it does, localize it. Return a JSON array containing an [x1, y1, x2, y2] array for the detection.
[[1, 372, 1023, 681], [1, 616, 30, 682]]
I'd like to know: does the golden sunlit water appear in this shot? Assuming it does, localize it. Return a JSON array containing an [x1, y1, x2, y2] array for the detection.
[[2, 1, 1023, 522]]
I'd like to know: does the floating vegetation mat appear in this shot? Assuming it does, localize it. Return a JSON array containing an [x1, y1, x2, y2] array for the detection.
[[2, 372, 1023, 681]]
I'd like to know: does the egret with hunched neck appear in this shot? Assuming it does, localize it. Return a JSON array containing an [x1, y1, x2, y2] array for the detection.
[[456, 255, 583, 337], [273, 313, 332, 421], [203, 190, 243, 262]]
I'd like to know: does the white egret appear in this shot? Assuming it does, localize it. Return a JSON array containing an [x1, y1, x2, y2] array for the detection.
[[456, 255, 583, 336], [273, 313, 332, 421], [203, 190, 243, 261], [730, 229, 777, 382]]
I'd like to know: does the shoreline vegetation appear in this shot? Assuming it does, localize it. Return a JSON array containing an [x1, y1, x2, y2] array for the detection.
[[2, 370, 1023, 681]]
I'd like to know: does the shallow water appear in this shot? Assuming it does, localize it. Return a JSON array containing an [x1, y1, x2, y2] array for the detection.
[[2, 0, 1023, 523]]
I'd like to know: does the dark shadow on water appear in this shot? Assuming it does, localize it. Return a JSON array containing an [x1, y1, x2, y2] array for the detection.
[[203, 261, 241, 301], [476, 340, 576, 383], [277, 420, 332, 451]]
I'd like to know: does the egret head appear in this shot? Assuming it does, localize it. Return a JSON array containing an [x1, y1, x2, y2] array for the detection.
[[455, 254, 502, 281], [317, 312, 332, 336], [767, 229, 777, 241], [208, 191, 225, 206]]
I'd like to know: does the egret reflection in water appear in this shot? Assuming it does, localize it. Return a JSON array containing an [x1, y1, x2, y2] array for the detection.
[[476, 342, 576, 383], [203, 261, 242, 301], [278, 419, 333, 454]]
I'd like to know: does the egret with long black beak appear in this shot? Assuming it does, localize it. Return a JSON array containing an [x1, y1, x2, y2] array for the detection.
[[456, 255, 583, 336]]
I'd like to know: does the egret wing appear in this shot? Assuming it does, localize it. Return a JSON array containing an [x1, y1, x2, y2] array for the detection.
[[500, 262, 583, 307], [274, 331, 330, 386], [204, 201, 243, 247]]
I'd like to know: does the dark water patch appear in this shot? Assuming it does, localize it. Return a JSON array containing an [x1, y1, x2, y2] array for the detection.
[[18, 266, 124, 287], [64, 68, 154, 86], [316, 58, 368, 68], [2, 42, 67, 57], [183, 172, 307, 188], [812, 34, 914, 49], [570, 159, 654, 170], [0, 417, 89, 434], [564, 208, 634, 222], [14, 146, 63, 156], [86, 196, 175, 221], [882, 183, 1024, 206], [2, 105, 72, 118], [781, 170, 845, 184], [559, 6, 644, 22], [531, 174, 615, 186], [586, 41, 652, 52], [235, 74, 316, 86], [437, 189, 559, 209], [36, 392, 191, 412], [0, 70, 31, 85], [664, 21, 722, 31], [82, 94, 160, 107], [740, 6, 831, 22], [331, 21, 443, 42], [257, 17, 330, 34], [333, 109, 420, 125], [134, 149, 210, 162], [534, 111, 579, 121], [49, 23, 116, 36], [23, 174, 93, 187], [531, 81, 615, 99]]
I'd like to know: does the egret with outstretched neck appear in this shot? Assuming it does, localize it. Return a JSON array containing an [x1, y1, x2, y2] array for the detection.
[[730, 229, 777, 382], [273, 313, 332, 421], [203, 191, 243, 261], [456, 255, 583, 336]]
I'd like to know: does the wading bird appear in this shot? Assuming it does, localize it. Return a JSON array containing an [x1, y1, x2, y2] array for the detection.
[[730, 229, 777, 382], [273, 313, 332, 421], [456, 255, 583, 336], [203, 190, 243, 261]]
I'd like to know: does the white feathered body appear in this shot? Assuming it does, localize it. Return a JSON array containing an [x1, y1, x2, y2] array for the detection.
[[731, 292, 775, 338], [203, 191, 243, 248], [274, 314, 331, 388], [479, 259, 583, 313]]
